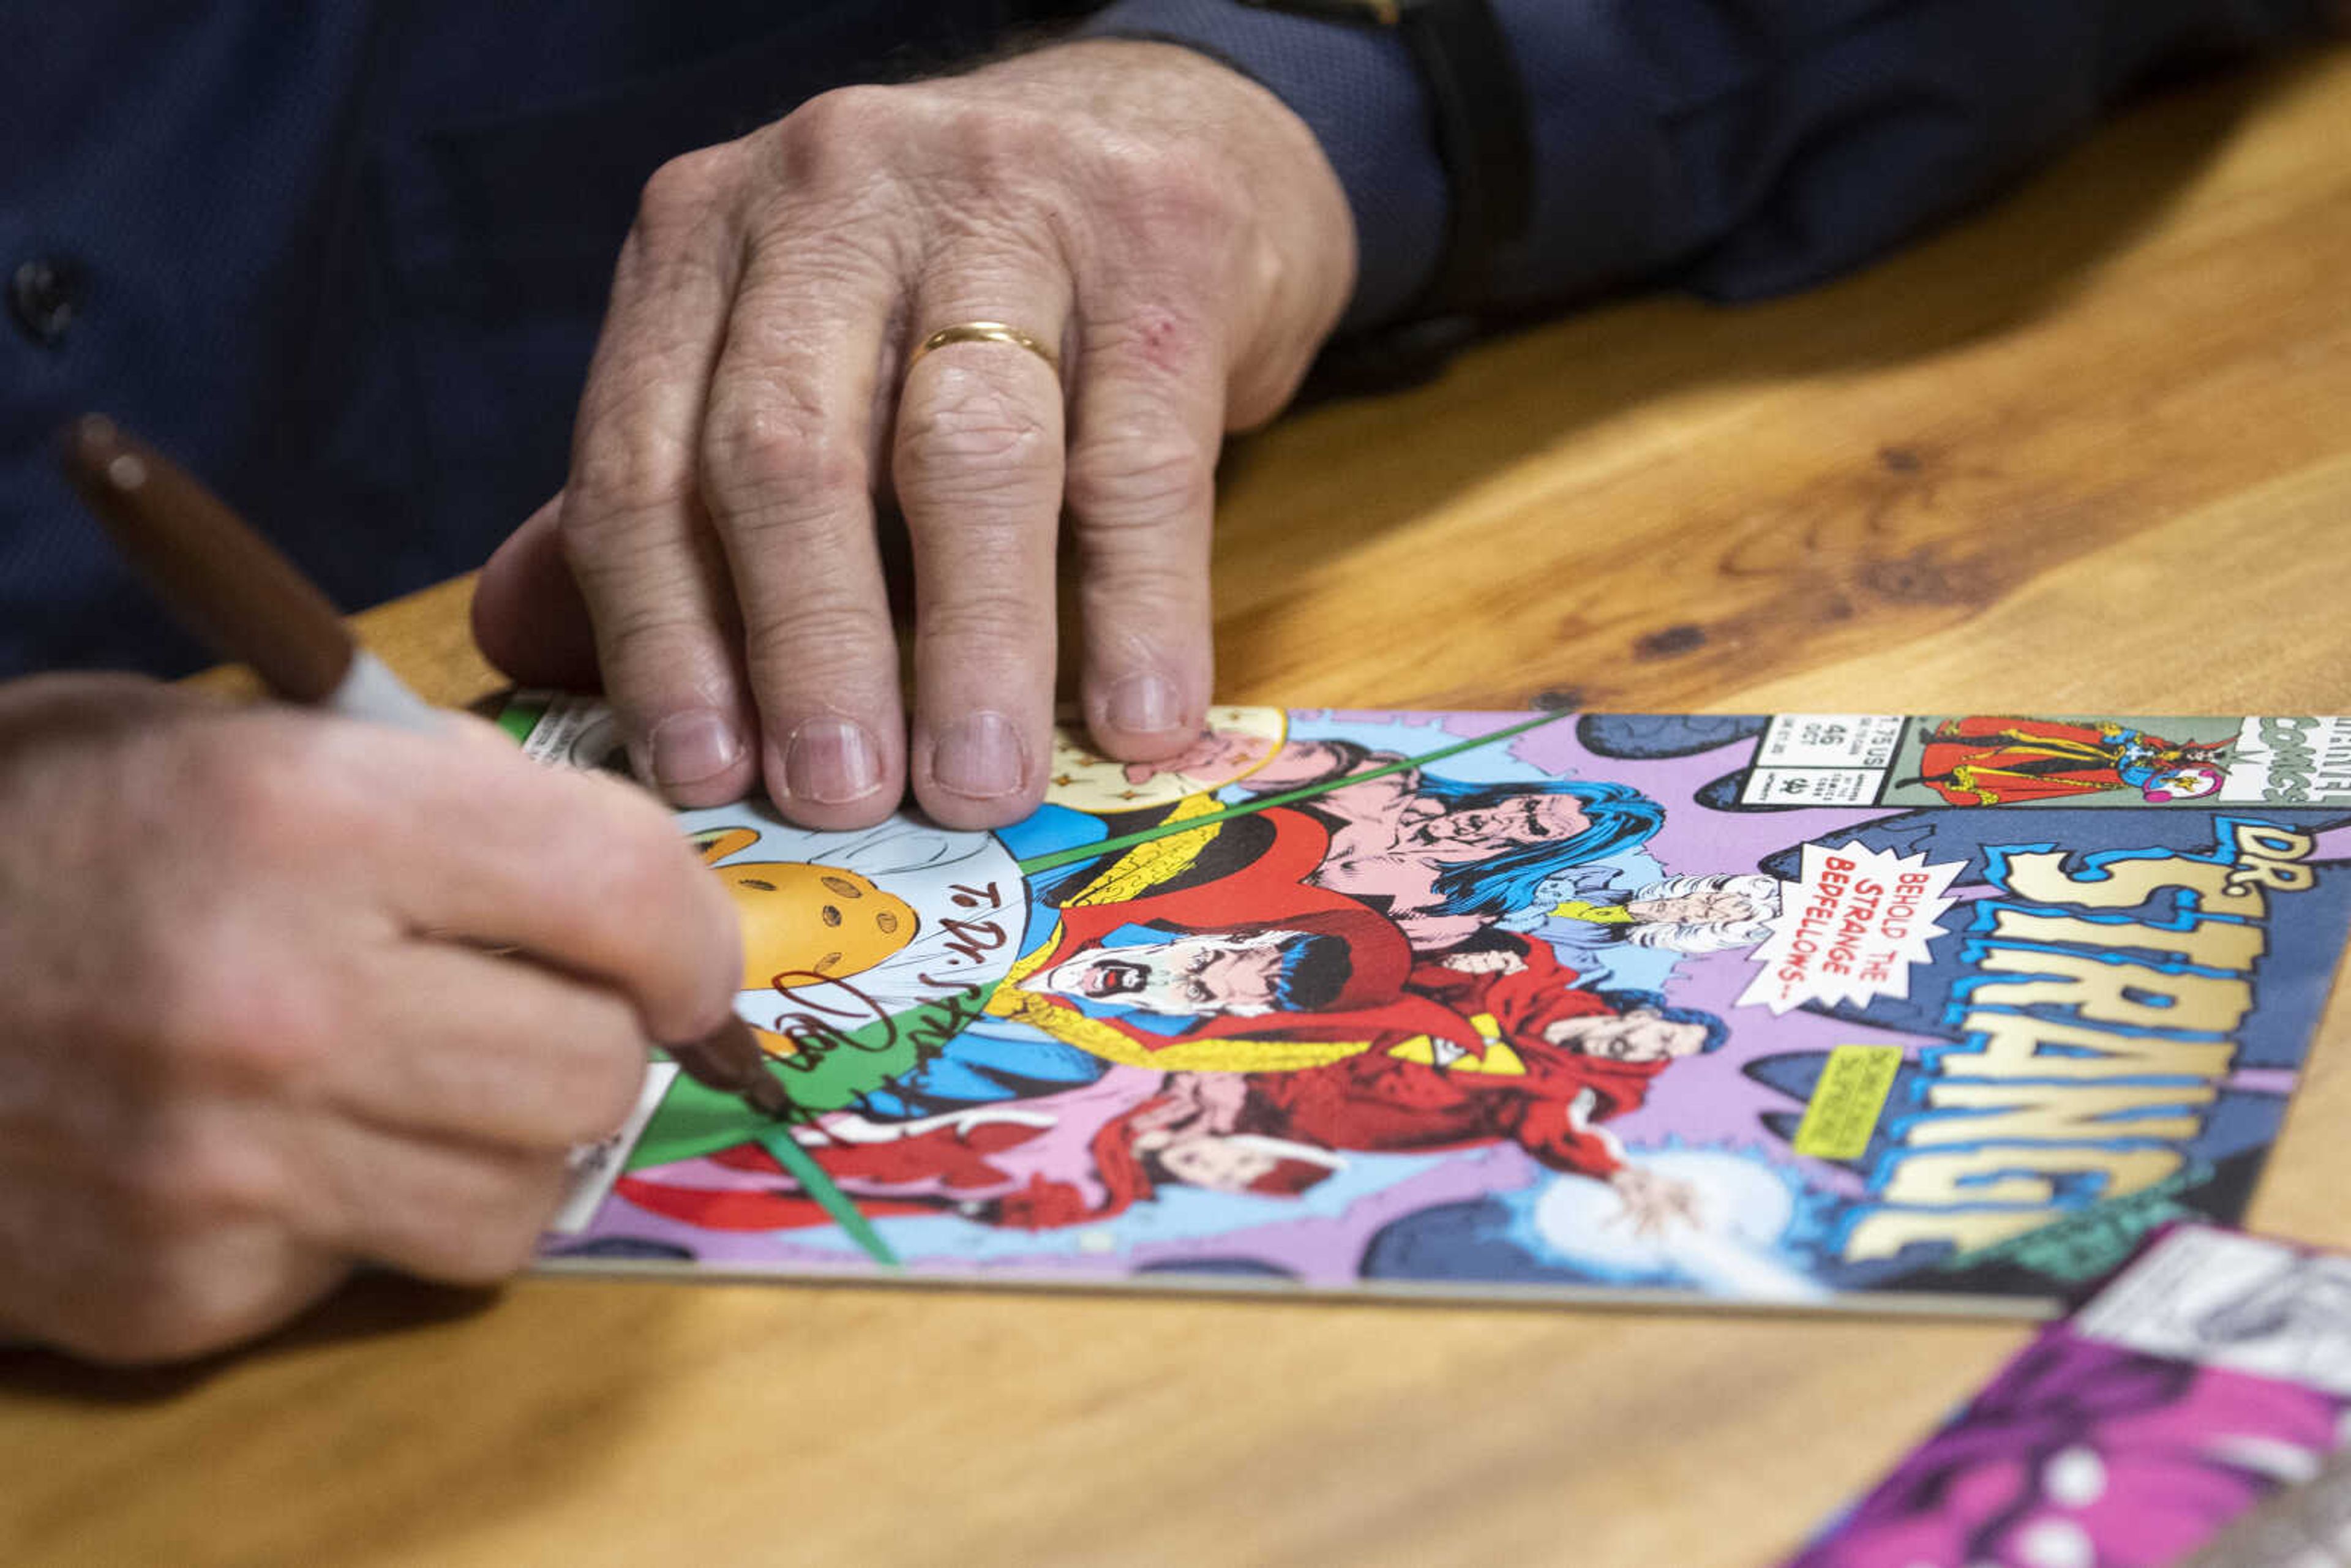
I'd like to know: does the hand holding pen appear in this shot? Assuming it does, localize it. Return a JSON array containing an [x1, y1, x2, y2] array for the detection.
[[0, 419, 771, 1363]]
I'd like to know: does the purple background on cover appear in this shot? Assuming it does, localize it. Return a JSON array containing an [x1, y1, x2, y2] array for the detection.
[[1784, 1329, 2345, 1566]]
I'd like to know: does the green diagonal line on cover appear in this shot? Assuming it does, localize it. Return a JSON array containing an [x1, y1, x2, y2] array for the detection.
[[630, 986, 997, 1171], [1015, 708, 1578, 877], [756, 1127, 900, 1269]]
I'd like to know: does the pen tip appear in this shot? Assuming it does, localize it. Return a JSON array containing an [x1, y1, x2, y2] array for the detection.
[[669, 1013, 799, 1122], [749, 1072, 796, 1121]]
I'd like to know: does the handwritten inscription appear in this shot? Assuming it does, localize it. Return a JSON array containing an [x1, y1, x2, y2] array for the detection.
[[760, 879, 1009, 1082]]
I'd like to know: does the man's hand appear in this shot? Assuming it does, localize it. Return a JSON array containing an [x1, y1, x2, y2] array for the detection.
[[0, 677, 739, 1362], [472, 40, 1355, 831]]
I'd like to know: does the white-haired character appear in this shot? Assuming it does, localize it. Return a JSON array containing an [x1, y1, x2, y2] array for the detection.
[[1507, 867, 1783, 958]]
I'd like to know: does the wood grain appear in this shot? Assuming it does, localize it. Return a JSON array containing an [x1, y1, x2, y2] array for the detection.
[[13, 47, 2351, 1568]]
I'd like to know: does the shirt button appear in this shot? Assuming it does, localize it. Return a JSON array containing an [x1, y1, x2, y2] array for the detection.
[[9, 257, 83, 348]]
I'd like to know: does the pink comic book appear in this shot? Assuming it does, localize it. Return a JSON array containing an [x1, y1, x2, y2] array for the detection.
[[1783, 1223, 2351, 1567], [502, 699, 2351, 1317]]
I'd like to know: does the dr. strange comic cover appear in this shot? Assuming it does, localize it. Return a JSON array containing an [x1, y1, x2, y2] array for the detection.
[[507, 699, 2351, 1316]]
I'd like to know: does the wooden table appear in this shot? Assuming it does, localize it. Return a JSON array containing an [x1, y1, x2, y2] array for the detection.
[[7, 48, 2350, 1568]]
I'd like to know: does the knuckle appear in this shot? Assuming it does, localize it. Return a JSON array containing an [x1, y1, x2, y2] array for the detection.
[[634, 147, 737, 247], [1080, 557, 1204, 624], [564, 442, 693, 531], [917, 589, 1046, 656], [552, 512, 719, 650], [599, 820, 707, 929], [897, 371, 1056, 486], [776, 86, 900, 172], [1067, 429, 1214, 528], [699, 399, 866, 526], [765, 87, 926, 214], [178, 727, 330, 858], [543, 538, 727, 681], [585, 595, 710, 670], [147, 934, 335, 1092], [98, 1116, 283, 1242], [583, 621, 738, 722], [113, 740, 347, 1086], [945, 105, 1060, 186], [741, 598, 898, 683]]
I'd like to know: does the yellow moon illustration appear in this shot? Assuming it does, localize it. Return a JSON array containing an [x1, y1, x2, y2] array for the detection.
[[1044, 705, 1287, 813], [694, 827, 920, 991]]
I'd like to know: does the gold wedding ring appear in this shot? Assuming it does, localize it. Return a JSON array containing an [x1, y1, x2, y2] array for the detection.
[[905, 321, 1060, 380]]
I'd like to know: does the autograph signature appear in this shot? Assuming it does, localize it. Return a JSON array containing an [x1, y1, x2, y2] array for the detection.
[[760, 880, 1009, 1076]]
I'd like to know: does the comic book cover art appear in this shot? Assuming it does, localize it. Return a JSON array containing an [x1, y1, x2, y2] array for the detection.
[[1783, 1225, 2351, 1567], [1883, 716, 2239, 809], [506, 700, 2351, 1314]]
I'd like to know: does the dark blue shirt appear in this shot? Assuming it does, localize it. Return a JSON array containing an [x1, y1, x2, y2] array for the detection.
[[1, 1, 2322, 678]]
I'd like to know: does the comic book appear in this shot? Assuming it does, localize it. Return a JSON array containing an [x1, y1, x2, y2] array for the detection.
[[1782, 1223, 2351, 1566], [505, 699, 2351, 1316]]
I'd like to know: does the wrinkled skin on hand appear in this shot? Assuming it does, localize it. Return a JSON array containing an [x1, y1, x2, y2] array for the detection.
[[473, 39, 1356, 832], [0, 677, 738, 1362]]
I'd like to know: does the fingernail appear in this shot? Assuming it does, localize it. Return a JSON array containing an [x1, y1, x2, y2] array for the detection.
[[1106, 673, 1182, 735], [934, 711, 1027, 800], [783, 718, 883, 805], [647, 709, 743, 789]]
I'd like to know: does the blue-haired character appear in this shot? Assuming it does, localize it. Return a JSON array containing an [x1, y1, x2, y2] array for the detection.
[[1224, 736, 1667, 952]]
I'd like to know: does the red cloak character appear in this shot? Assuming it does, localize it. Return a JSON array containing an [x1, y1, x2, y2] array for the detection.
[[615, 1119, 1050, 1231], [1024, 805, 1496, 1055], [1250, 935, 1675, 1180], [612, 1070, 1178, 1232], [1911, 716, 2222, 806], [613, 1086, 1332, 1235]]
